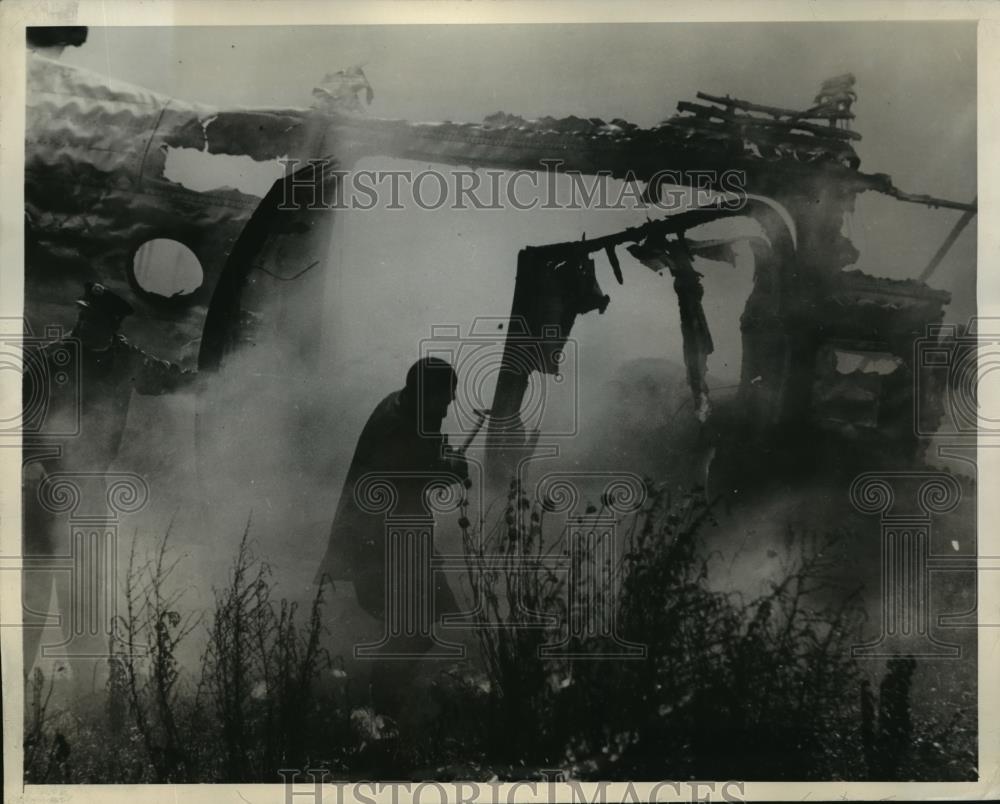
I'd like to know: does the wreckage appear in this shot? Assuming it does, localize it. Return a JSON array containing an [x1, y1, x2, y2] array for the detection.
[[24, 32, 972, 482]]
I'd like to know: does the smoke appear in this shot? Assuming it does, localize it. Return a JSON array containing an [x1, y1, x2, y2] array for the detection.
[[28, 19, 976, 719], [87, 151, 971, 697], [56, 163, 975, 707], [95, 160, 777, 668]]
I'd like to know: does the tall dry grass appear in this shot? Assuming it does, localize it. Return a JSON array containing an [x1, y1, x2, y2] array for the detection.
[[22, 489, 976, 782]]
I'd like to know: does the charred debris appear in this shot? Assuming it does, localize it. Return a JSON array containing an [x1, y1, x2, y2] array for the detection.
[[480, 78, 967, 482]]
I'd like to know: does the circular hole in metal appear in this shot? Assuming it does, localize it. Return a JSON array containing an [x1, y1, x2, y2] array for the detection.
[[132, 238, 204, 299]]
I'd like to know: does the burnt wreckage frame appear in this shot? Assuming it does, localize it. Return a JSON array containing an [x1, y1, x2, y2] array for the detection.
[[25, 51, 970, 471]]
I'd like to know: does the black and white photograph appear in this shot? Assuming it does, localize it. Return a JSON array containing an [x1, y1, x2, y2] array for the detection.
[[1, 2, 996, 801]]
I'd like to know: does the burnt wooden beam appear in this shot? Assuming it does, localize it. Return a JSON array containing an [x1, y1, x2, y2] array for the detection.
[[676, 101, 862, 141], [886, 188, 978, 214], [668, 114, 857, 157], [696, 90, 855, 121], [918, 199, 978, 281], [521, 205, 745, 261]]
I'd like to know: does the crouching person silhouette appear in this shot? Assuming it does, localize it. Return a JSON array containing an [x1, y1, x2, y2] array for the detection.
[[315, 357, 468, 726]]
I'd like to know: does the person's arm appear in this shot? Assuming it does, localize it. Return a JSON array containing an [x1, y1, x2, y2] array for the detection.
[[438, 435, 470, 481]]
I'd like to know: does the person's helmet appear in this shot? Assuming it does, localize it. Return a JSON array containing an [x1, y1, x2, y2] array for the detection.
[[405, 357, 458, 398]]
